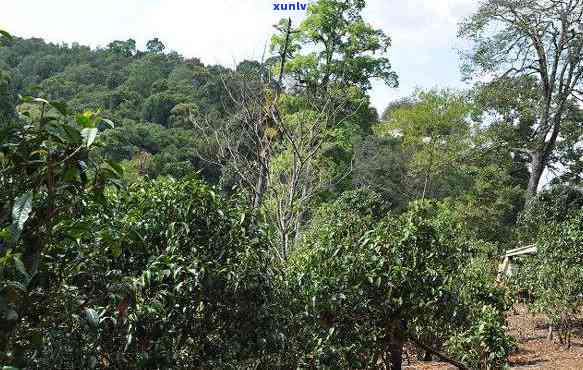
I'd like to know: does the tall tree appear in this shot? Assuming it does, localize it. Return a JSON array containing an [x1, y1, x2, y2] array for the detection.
[[271, 0, 398, 92], [146, 37, 166, 54], [107, 39, 136, 57], [378, 89, 473, 200], [460, 0, 583, 207], [193, 21, 294, 212]]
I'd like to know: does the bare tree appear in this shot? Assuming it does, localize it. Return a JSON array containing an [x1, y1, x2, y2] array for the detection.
[[192, 74, 356, 259], [191, 18, 294, 212], [191, 78, 273, 210], [267, 94, 356, 259], [191, 18, 359, 258], [460, 0, 583, 207]]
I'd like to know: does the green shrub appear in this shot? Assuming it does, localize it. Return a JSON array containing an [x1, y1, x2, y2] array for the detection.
[[515, 207, 583, 347], [517, 185, 583, 241], [1, 177, 279, 368], [279, 192, 514, 369], [446, 305, 515, 370]]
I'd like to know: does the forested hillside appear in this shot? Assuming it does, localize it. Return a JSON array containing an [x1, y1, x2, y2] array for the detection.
[[2, 0, 583, 368], [0, 36, 253, 181]]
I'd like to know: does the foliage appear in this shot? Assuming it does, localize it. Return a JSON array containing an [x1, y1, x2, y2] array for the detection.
[[0, 37, 250, 184], [352, 135, 408, 210], [552, 107, 583, 186], [515, 207, 583, 348], [0, 97, 120, 269], [436, 163, 524, 245], [0, 95, 123, 364], [284, 195, 512, 368], [377, 89, 474, 200], [459, 0, 583, 204], [6, 0, 580, 366], [446, 304, 514, 370], [146, 38, 165, 54], [1, 177, 280, 368], [272, 0, 398, 91], [0, 29, 12, 47], [517, 185, 583, 242], [0, 70, 15, 124]]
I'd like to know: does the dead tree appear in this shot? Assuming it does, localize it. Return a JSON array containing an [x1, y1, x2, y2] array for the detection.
[[192, 18, 358, 258], [192, 18, 294, 212], [267, 93, 356, 259]]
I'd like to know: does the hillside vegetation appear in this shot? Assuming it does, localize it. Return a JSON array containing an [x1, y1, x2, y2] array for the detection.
[[2, 0, 583, 368]]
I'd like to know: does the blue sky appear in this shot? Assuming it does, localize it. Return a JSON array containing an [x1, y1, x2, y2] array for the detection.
[[0, 0, 477, 114]]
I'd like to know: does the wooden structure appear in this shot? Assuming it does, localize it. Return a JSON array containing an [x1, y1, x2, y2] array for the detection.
[[497, 245, 537, 280]]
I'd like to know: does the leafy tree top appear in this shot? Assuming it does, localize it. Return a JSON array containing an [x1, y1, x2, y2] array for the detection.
[[271, 0, 398, 91]]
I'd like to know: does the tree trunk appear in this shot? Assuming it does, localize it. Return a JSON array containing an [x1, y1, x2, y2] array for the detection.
[[386, 321, 405, 370], [281, 230, 290, 260], [525, 150, 545, 209], [388, 338, 403, 370], [252, 159, 268, 211], [22, 234, 42, 275]]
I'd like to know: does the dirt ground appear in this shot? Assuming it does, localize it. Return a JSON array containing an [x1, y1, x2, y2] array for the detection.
[[404, 304, 583, 369], [506, 304, 583, 369]]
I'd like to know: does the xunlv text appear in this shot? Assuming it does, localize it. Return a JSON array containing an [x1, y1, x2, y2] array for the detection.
[[273, 2, 308, 11]]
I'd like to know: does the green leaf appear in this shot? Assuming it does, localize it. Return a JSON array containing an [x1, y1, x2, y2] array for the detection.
[[0, 228, 11, 242], [81, 127, 98, 147], [99, 167, 121, 181], [106, 160, 124, 177], [0, 29, 13, 41], [13, 256, 29, 280], [62, 124, 83, 144], [63, 166, 79, 182], [111, 244, 122, 258], [29, 149, 48, 158], [143, 270, 151, 288], [45, 123, 68, 144], [32, 97, 49, 105], [12, 192, 33, 234], [50, 101, 68, 116], [76, 111, 95, 128]]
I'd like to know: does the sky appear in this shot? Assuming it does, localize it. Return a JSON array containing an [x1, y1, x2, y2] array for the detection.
[[0, 0, 478, 114]]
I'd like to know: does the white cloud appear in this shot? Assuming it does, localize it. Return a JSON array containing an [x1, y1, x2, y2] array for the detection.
[[0, 0, 477, 112], [364, 0, 477, 114]]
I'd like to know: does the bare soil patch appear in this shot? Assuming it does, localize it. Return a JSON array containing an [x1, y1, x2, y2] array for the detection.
[[507, 304, 583, 369]]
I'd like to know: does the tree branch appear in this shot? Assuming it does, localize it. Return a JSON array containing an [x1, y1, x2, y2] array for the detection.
[[408, 336, 470, 370]]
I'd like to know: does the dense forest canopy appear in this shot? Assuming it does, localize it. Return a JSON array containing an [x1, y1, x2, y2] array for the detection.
[[1, 0, 583, 368]]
